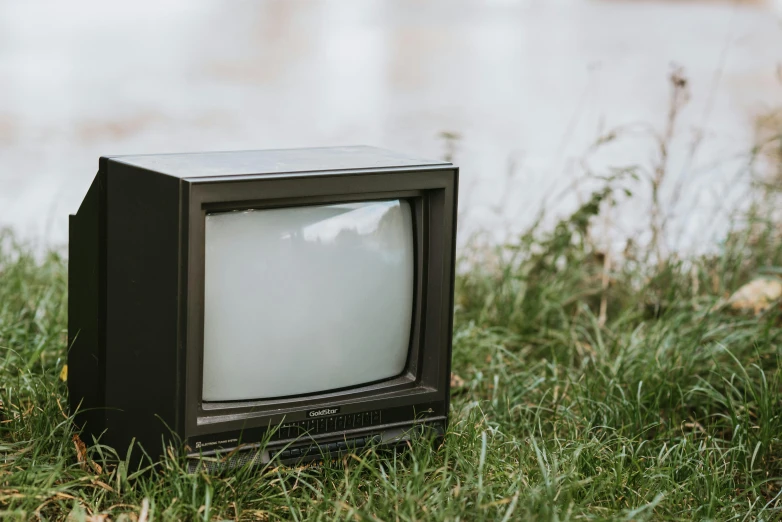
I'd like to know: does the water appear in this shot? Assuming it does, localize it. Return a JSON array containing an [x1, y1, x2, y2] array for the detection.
[[1, 0, 781, 249]]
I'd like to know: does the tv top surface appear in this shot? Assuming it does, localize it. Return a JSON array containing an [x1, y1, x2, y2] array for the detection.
[[105, 145, 449, 180]]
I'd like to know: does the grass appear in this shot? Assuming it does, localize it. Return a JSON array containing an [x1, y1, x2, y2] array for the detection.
[[0, 178, 780, 521]]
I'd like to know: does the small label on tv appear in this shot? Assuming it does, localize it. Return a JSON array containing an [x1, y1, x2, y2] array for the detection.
[[307, 407, 341, 418]]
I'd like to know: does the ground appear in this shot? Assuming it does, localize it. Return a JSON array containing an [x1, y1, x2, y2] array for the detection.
[[0, 180, 781, 520]]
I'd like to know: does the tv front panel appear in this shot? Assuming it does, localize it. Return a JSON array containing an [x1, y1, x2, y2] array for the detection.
[[68, 146, 458, 472]]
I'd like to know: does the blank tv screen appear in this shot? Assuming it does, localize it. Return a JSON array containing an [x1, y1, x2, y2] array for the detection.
[[202, 199, 415, 402]]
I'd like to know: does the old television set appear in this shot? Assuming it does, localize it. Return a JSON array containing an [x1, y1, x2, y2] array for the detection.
[[68, 146, 458, 471]]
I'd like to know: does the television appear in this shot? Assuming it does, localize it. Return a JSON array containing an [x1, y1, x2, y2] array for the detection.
[[68, 146, 458, 471]]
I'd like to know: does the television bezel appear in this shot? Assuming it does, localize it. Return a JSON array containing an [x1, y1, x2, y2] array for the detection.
[[182, 168, 457, 438]]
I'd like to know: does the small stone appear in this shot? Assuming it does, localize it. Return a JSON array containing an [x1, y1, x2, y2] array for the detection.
[[728, 278, 782, 315]]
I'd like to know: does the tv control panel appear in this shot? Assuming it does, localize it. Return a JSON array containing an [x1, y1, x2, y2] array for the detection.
[[187, 421, 446, 472], [186, 402, 445, 459], [272, 409, 382, 440]]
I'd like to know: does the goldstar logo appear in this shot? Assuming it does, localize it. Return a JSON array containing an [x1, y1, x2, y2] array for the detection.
[[307, 407, 340, 417]]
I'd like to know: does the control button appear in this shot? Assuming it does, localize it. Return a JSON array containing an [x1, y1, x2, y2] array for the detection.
[[345, 415, 353, 429], [354, 413, 363, 428], [278, 426, 289, 439], [307, 419, 317, 433], [326, 417, 335, 432], [362, 412, 371, 426], [317, 418, 327, 432], [371, 411, 380, 425], [336, 416, 345, 430]]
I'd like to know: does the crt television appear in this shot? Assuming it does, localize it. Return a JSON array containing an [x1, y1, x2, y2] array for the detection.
[[68, 146, 458, 471]]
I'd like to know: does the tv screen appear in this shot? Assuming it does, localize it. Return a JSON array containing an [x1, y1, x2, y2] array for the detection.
[[202, 199, 415, 401]]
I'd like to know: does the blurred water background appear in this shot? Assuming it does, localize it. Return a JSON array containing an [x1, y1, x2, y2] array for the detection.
[[1, 0, 781, 251]]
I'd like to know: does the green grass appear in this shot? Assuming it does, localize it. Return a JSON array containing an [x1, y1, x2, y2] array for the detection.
[[0, 185, 781, 521]]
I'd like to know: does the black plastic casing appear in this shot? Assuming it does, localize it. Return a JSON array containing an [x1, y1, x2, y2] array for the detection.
[[68, 146, 458, 469]]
